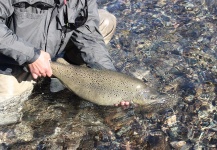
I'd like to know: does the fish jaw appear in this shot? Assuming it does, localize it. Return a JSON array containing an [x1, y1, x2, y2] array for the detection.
[[132, 91, 168, 106], [133, 91, 178, 112]]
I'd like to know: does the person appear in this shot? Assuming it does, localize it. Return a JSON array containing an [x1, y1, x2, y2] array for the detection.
[[0, 0, 129, 125]]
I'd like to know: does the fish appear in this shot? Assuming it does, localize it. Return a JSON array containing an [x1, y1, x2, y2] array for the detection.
[[50, 58, 177, 110]]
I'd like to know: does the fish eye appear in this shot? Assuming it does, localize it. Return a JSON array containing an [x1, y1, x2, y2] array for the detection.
[[150, 95, 157, 99]]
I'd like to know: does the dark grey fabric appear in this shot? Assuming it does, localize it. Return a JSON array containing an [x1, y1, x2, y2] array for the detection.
[[0, 0, 116, 70]]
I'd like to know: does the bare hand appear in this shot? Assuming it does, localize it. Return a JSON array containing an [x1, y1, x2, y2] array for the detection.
[[114, 101, 138, 109], [114, 101, 130, 107], [28, 50, 52, 79]]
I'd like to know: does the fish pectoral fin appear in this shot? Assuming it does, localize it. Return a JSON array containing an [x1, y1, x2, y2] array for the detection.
[[56, 58, 70, 65]]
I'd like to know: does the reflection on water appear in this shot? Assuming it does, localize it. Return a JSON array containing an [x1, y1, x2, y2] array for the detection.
[[1, 0, 217, 149]]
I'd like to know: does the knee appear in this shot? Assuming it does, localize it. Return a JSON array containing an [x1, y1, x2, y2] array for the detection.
[[99, 9, 117, 30], [98, 9, 117, 44], [99, 9, 116, 26]]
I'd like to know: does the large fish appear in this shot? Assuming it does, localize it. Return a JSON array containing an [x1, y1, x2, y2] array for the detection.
[[50, 59, 177, 110]]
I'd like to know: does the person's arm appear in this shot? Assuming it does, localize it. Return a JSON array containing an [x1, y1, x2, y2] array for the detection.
[[70, 0, 116, 70], [0, 1, 40, 65], [0, 1, 52, 78]]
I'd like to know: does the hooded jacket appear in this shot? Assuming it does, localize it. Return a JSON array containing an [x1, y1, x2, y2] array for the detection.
[[0, 0, 115, 70]]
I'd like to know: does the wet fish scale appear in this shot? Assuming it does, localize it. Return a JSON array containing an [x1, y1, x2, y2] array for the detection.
[[50, 59, 170, 108]]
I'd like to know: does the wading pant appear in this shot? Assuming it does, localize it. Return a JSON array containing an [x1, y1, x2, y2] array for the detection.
[[0, 9, 116, 125]]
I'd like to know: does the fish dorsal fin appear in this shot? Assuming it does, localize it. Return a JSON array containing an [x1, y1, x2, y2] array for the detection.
[[56, 58, 70, 65], [87, 63, 106, 70]]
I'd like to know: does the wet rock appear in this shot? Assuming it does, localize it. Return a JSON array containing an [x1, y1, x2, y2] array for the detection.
[[0, 88, 33, 126], [14, 123, 33, 142], [165, 115, 177, 127], [170, 141, 186, 149], [146, 131, 170, 150], [1, 0, 217, 149]]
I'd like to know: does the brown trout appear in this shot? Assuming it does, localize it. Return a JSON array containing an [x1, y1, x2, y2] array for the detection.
[[50, 59, 176, 108]]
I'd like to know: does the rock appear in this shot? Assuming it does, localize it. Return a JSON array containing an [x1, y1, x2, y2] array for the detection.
[[165, 115, 177, 127], [0, 88, 32, 125], [170, 141, 186, 149]]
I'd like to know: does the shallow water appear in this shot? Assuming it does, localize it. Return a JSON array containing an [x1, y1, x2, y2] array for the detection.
[[1, 0, 217, 149]]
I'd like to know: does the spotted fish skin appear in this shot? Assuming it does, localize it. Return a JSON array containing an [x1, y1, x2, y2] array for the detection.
[[50, 59, 175, 108]]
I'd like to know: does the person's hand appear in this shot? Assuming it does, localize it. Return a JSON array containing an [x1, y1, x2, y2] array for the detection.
[[114, 101, 130, 109], [114, 101, 138, 109], [114, 101, 130, 107], [28, 50, 52, 79]]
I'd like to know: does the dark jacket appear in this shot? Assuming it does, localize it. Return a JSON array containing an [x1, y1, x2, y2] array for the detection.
[[0, 0, 115, 70]]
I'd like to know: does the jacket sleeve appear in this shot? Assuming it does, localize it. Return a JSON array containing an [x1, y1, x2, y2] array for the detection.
[[70, 0, 116, 70], [0, 0, 40, 65]]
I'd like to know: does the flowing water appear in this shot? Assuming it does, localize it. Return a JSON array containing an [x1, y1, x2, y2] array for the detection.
[[0, 0, 217, 149]]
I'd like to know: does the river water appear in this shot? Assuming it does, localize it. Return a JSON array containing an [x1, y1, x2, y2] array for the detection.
[[0, 0, 217, 149]]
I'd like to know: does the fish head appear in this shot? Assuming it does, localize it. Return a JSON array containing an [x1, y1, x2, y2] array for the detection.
[[132, 90, 166, 106], [132, 90, 178, 112]]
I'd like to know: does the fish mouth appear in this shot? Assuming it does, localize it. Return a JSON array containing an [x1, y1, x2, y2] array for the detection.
[[136, 94, 170, 106], [140, 94, 178, 112], [130, 100, 139, 107], [146, 96, 167, 106]]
